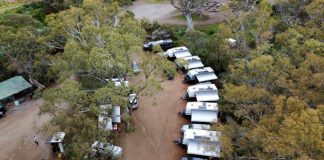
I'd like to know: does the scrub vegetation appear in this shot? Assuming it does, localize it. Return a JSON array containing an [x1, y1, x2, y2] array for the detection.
[[0, 0, 323, 159]]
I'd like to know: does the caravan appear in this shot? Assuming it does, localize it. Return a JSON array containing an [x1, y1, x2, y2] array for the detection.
[[175, 56, 204, 71], [165, 46, 192, 60], [174, 129, 221, 158], [179, 102, 218, 123], [184, 67, 217, 83], [184, 83, 219, 102], [98, 105, 121, 131]]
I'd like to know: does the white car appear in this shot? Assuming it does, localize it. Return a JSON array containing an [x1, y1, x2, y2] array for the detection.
[[132, 61, 140, 75], [129, 93, 138, 109]]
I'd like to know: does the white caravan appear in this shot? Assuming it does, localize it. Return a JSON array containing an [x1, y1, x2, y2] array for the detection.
[[181, 123, 212, 133], [184, 67, 217, 83], [185, 83, 219, 102], [165, 46, 192, 60], [98, 105, 121, 131], [176, 129, 221, 157], [175, 56, 204, 71], [179, 102, 218, 123]]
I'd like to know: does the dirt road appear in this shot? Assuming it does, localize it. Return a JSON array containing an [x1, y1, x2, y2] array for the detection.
[[127, 0, 227, 26], [0, 99, 50, 160], [121, 74, 190, 160]]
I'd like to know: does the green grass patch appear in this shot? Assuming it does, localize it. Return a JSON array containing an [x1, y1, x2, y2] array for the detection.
[[174, 14, 209, 22], [197, 23, 220, 35]]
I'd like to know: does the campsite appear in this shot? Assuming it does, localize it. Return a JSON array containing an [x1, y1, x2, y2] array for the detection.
[[0, 0, 323, 160]]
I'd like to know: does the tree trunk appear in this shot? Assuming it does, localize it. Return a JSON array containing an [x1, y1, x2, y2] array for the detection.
[[184, 12, 194, 31], [28, 75, 45, 90]]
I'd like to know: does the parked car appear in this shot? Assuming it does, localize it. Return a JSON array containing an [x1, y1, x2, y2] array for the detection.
[[0, 104, 7, 118], [132, 61, 140, 74], [129, 93, 138, 109]]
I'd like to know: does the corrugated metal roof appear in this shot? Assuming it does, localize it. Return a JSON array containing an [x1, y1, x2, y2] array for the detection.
[[0, 76, 32, 100]]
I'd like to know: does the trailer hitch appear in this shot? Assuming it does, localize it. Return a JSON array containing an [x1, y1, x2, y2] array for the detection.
[[172, 138, 182, 145]]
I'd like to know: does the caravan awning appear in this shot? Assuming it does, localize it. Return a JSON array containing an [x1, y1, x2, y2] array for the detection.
[[187, 141, 220, 157], [196, 73, 218, 82], [196, 90, 219, 102], [185, 61, 204, 70], [191, 110, 218, 123], [174, 51, 192, 59], [0, 76, 32, 100]]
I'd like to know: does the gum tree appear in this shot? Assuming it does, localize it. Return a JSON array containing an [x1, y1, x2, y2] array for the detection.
[[170, 0, 209, 31]]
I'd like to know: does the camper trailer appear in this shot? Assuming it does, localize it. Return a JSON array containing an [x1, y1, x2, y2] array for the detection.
[[179, 102, 218, 123], [143, 39, 174, 51], [175, 56, 204, 71], [98, 105, 121, 131], [174, 129, 221, 158], [184, 83, 219, 102], [165, 46, 192, 60], [181, 123, 211, 133], [47, 132, 65, 158], [91, 141, 122, 159], [184, 67, 217, 83]]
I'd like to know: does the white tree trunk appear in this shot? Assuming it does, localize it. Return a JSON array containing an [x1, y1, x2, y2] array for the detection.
[[184, 12, 194, 31]]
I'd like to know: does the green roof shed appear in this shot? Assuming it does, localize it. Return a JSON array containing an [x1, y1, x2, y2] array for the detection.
[[0, 76, 32, 100]]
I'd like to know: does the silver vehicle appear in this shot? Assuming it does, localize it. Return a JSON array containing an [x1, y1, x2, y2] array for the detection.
[[129, 93, 138, 109], [132, 61, 140, 74]]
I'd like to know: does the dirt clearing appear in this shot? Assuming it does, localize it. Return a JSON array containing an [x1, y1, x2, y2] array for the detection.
[[126, 0, 227, 26], [121, 73, 190, 160], [0, 99, 50, 160]]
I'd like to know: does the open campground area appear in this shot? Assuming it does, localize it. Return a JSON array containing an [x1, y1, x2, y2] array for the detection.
[[1, 0, 323, 159], [121, 74, 189, 159], [0, 99, 50, 160]]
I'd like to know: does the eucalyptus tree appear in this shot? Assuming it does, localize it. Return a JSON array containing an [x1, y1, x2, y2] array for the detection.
[[170, 0, 209, 31], [41, 1, 175, 158]]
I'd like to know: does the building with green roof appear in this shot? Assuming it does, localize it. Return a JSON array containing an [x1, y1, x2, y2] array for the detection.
[[0, 76, 32, 101]]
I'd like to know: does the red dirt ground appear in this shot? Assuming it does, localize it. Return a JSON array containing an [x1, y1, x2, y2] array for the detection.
[[121, 73, 190, 160], [0, 99, 51, 160]]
